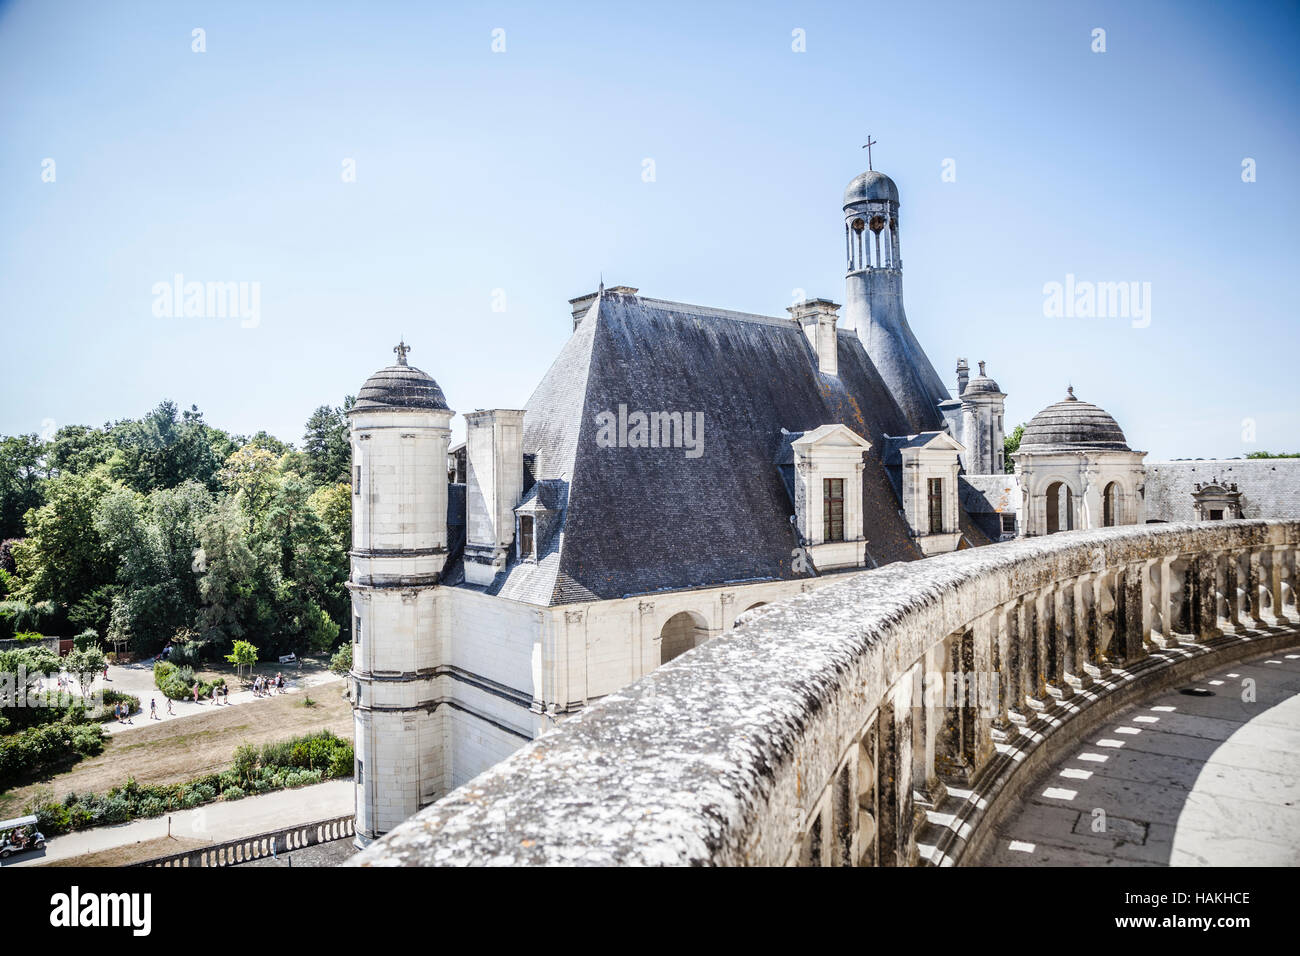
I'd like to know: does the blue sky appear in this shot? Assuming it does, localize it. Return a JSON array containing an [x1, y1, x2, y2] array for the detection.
[[1, 0, 1296, 459]]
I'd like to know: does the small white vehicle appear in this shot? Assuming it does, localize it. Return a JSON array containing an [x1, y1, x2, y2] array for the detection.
[[0, 814, 46, 859]]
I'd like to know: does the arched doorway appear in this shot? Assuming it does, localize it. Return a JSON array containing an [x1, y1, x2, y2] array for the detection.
[[1103, 482, 1118, 527], [1045, 481, 1074, 534], [660, 611, 710, 664]]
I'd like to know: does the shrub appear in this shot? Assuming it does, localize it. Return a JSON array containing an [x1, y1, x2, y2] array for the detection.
[[138, 797, 166, 817], [326, 740, 355, 779], [232, 743, 258, 783], [32, 800, 72, 836], [329, 643, 352, 676], [222, 785, 246, 801], [153, 660, 176, 687], [73, 628, 99, 652], [169, 639, 206, 668], [0, 722, 105, 788]]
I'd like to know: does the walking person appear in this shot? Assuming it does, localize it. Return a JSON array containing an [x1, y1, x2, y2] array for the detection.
[[150, 697, 157, 719], [192, 681, 200, 704], [166, 697, 174, 716]]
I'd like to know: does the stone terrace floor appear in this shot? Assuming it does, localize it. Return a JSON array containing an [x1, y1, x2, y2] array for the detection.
[[977, 643, 1300, 866]]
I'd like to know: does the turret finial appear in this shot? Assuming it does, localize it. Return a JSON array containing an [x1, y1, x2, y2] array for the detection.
[[394, 340, 411, 366], [1066, 385, 1076, 400], [861, 133, 878, 171]]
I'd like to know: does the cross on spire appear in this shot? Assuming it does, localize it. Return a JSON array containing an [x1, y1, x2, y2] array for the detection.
[[394, 340, 411, 366], [862, 134, 878, 171]]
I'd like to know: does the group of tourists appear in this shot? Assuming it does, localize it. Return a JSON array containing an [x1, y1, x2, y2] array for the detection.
[[113, 701, 134, 724], [252, 673, 286, 697]]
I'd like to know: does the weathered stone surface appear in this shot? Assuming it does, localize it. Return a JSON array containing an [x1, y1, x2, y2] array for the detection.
[[347, 520, 1299, 867]]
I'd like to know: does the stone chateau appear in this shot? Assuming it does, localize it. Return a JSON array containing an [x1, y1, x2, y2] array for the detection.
[[344, 163, 1300, 846]]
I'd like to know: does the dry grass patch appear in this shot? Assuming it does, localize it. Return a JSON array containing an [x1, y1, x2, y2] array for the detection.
[[0, 680, 350, 817]]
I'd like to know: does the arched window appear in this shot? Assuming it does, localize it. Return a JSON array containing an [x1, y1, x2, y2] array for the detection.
[[1103, 482, 1119, 527]]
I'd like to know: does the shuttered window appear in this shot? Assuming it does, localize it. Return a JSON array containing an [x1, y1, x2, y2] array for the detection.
[[519, 515, 535, 558], [928, 478, 944, 534], [823, 478, 844, 542]]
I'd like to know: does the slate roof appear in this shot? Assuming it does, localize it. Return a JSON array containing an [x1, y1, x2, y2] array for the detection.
[[1145, 459, 1300, 522], [1020, 389, 1130, 451], [452, 290, 999, 605], [959, 474, 1020, 542], [352, 363, 451, 412]]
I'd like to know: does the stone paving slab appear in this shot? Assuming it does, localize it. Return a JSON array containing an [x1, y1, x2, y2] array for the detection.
[[979, 645, 1300, 867]]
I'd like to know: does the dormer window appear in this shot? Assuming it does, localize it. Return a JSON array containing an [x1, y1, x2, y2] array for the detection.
[[882, 430, 964, 556], [785, 424, 872, 572], [518, 515, 535, 560]]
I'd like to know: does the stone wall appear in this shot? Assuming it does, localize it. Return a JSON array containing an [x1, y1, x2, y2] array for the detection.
[[348, 520, 1300, 866]]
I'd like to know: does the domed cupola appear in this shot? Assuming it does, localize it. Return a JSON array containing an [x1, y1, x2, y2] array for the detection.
[[962, 360, 1002, 397], [843, 169, 900, 206], [352, 341, 450, 412], [1020, 387, 1130, 451]]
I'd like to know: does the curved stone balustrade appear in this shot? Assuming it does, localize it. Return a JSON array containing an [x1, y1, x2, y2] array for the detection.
[[139, 815, 355, 867], [348, 520, 1300, 867]]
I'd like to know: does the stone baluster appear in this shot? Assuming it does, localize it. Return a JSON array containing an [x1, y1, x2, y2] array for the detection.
[[971, 612, 996, 769], [1094, 569, 1118, 668], [1246, 547, 1266, 627], [1196, 551, 1220, 641], [1045, 584, 1072, 700], [990, 601, 1019, 741], [1280, 545, 1297, 621], [1071, 572, 1096, 688]]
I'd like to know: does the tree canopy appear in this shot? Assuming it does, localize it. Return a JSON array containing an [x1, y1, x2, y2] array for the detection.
[[0, 398, 355, 660]]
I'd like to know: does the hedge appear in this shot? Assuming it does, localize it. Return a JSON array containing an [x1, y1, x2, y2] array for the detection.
[[0, 721, 105, 788], [28, 730, 354, 837]]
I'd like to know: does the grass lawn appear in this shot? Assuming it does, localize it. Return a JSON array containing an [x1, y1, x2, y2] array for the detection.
[[41, 835, 211, 867], [0, 679, 351, 818]]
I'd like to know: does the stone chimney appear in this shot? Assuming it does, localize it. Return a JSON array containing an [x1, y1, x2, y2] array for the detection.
[[788, 298, 841, 376], [463, 409, 526, 586], [956, 358, 970, 397]]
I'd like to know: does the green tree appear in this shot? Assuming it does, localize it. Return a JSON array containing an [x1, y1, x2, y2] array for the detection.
[[194, 498, 257, 645], [0, 434, 47, 539], [1003, 424, 1025, 475], [107, 402, 223, 493], [65, 645, 107, 702], [302, 399, 353, 488], [225, 639, 259, 681], [1245, 451, 1300, 459], [45, 425, 113, 477], [218, 446, 281, 528], [11, 469, 115, 619], [329, 642, 352, 676]]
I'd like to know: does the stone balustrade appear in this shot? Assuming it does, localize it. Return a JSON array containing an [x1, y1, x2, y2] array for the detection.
[[348, 520, 1300, 867]]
